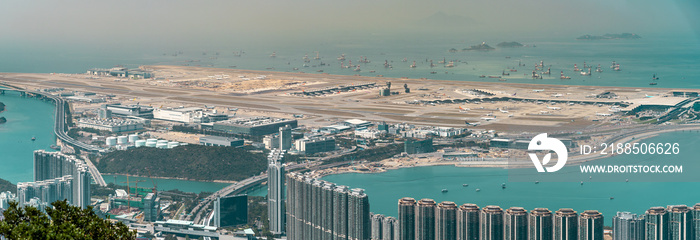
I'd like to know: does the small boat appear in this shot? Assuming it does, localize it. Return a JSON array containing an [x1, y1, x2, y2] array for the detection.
[[463, 184, 469, 187], [50, 144, 60, 150], [475, 189, 481, 192], [535, 181, 539, 184], [610, 197, 615, 200], [499, 79, 507, 81], [501, 183, 506, 189], [649, 82, 657, 85], [442, 189, 448, 193], [580, 181, 584, 185], [430, 71, 437, 74], [652, 74, 659, 80], [625, 179, 629, 182], [31, 137, 36, 141], [479, 75, 487, 78]]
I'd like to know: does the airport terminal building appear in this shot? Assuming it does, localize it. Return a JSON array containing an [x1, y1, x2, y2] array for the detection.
[[212, 117, 297, 136]]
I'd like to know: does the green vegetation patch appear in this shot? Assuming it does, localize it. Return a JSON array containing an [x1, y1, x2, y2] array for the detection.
[[0, 178, 16, 194], [97, 145, 267, 181]]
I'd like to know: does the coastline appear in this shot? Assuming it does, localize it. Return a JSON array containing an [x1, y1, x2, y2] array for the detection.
[[101, 173, 239, 184], [314, 125, 700, 178]]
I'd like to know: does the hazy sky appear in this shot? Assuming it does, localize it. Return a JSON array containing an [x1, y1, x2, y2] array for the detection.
[[0, 0, 697, 49]]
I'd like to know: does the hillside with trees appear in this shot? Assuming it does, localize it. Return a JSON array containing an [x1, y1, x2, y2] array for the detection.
[[0, 178, 15, 194], [96, 145, 268, 181]]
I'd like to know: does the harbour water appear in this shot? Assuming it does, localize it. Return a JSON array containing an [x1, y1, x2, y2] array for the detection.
[[102, 174, 232, 194], [2, 35, 700, 88], [323, 131, 700, 226], [0, 92, 57, 183]]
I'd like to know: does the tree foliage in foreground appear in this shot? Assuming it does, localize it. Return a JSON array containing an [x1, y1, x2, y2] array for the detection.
[[0, 200, 135, 240]]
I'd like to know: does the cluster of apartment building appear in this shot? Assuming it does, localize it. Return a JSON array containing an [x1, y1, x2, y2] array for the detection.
[[16, 150, 91, 209], [286, 172, 371, 240], [283, 173, 700, 240]]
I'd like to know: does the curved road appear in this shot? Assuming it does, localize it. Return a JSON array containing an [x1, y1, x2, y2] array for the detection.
[[5, 89, 108, 186]]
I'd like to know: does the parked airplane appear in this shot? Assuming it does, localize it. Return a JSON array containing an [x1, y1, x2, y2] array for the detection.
[[205, 105, 216, 109], [480, 117, 497, 121], [498, 108, 509, 113], [465, 121, 481, 126], [546, 106, 562, 110], [596, 112, 613, 116], [533, 89, 545, 92]]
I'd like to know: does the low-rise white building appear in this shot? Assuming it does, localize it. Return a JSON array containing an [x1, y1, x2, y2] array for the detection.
[[354, 129, 383, 139], [77, 118, 143, 133], [294, 136, 336, 154], [153, 107, 229, 123]]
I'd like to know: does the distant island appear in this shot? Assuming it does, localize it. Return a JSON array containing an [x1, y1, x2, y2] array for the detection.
[[576, 33, 641, 40], [496, 42, 524, 48], [464, 42, 495, 51]]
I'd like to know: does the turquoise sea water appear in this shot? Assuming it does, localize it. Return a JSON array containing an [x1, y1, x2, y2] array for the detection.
[[1, 36, 699, 88], [322, 131, 700, 226], [102, 174, 232, 194], [0, 92, 57, 183]]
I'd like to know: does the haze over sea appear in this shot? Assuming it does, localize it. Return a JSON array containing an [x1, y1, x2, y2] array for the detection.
[[2, 33, 700, 224], [1, 35, 699, 88]]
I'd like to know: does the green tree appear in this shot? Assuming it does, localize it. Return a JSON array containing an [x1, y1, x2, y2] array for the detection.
[[0, 200, 135, 240]]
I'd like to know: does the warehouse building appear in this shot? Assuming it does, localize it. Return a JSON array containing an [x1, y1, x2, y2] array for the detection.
[[212, 117, 297, 136]]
